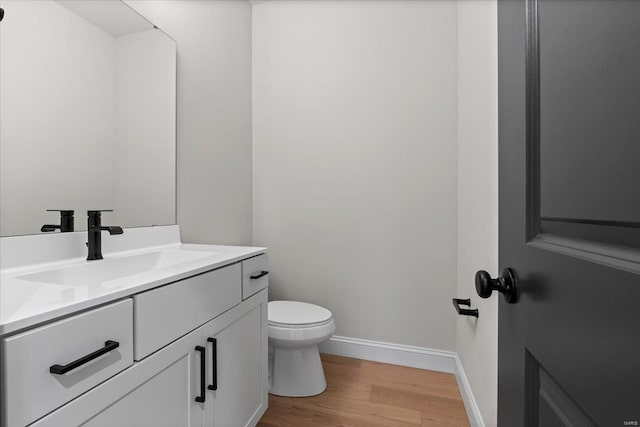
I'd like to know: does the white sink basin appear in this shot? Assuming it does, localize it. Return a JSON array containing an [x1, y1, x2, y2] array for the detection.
[[18, 250, 216, 287]]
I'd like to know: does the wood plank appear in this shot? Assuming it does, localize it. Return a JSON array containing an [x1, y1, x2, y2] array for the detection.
[[321, 359, 461, 400], [321, 353, 363, 368], [370, 385, 469, 426], [258, 354, 469, 427], [258, 396, 422, 427]]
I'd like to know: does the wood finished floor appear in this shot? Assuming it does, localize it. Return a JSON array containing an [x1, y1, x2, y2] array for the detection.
[[257, 353, 470, 427]]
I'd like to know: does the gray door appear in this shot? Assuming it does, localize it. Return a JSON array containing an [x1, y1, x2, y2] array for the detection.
[[497, 0, 640, 425]]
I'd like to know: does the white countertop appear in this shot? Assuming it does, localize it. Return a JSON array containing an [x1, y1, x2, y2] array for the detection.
[[1, 229, 265, 336]]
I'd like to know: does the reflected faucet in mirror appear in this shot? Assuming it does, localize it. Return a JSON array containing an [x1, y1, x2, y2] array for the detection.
[[87, 210, 123, 261], [41, 210, 75, 233]]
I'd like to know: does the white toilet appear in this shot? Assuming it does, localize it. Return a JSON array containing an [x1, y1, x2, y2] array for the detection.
[[268, 301, 335, 397]]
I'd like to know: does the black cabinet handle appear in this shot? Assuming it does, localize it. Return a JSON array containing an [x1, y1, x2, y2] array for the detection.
[[49, 340, 119, 375], [452, 298, 479, 318], [207, 337, 217, 391], [250, 271, 269, 280], [195, 345, 206, 403]]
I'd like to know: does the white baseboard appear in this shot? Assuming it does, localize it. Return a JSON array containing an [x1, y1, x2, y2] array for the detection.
[[320, 335, 456, 373], [454, 354, 486, 427], [319, 335, 484, 427]]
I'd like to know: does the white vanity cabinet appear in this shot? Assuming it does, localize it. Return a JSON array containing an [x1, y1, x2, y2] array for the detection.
[[1, 254, 268, 427]]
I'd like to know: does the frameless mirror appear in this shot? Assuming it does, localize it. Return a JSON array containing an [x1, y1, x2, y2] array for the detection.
[[0, 0, 176, 236]]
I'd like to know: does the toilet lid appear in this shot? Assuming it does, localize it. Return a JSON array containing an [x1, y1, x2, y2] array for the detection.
[[268, 301, 332, 326]]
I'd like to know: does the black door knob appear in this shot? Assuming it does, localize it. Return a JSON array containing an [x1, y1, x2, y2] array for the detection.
[[475, 268, 518, 303]]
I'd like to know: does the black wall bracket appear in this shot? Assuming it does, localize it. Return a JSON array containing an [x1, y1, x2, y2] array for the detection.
[[452, 298, 479, 318]]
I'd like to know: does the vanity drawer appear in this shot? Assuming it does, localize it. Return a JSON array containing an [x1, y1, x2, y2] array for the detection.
[[242, 254, 269, 300], [134, 263, 241, 360], [1, 299, 133, 427]]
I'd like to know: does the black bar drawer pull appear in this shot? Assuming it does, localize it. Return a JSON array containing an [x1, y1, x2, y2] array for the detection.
[[49, 340, 119, 375], [207, 337, 217, 391], [250, 271, 269, 280], [195, 345, 206, 403], [452, 298, 479, 318]]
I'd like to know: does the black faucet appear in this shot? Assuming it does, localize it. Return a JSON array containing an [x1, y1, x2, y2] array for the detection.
[[41, 210, 75, 233], [87, 210, 123, 260]]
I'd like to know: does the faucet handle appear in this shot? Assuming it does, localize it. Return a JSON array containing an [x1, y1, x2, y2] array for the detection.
[[87, 210, 113, 228], [42, 210, 75, 232], [87, 210, 114, 221], [47, 209, 74, 215]]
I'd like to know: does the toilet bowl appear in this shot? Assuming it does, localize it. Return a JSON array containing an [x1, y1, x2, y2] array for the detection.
[[268, 301, 335, 397]]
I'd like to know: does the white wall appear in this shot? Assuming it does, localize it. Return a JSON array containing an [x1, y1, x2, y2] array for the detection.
[[0, 0, 116, 236], [252, 0, 458, 350], [456, 1, 499, 426], [126, 0, 253, 245]]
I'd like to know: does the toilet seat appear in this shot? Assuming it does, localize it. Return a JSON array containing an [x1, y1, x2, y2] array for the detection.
[[268, 318, 333, 329], [268, 301, 335, 347], [268, 301, 332, 328]]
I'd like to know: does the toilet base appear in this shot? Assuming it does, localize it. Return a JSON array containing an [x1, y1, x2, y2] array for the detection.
[[269, 345, 327, 397]]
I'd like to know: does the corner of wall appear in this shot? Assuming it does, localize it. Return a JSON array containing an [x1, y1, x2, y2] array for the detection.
[[455, 1, 499, 426]]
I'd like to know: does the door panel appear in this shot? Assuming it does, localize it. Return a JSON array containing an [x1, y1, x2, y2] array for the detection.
[[498, 0, 640, 426], [524, 351, 598, 427], [536, 0, 640, 249], [538, 1, 640, 227]]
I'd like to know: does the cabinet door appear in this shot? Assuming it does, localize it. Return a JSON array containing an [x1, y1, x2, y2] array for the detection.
[[32, 325, 206, 427], [203, 290, 268, 427]]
